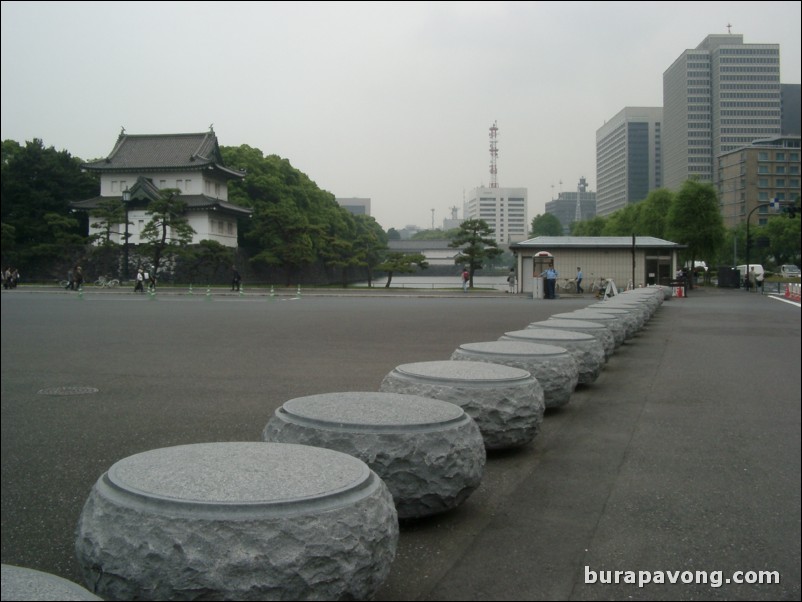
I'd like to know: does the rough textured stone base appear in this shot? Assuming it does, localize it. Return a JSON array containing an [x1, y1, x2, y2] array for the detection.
[[262, 392, 486, 520], [501, 328, 605, 385], [380, 361, 544, 450], [451, 341, 578, 408], [75, 443, 398, 601]]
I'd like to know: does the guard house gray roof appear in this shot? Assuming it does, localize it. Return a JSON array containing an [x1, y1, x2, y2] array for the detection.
[[510, 236, 685, 250]]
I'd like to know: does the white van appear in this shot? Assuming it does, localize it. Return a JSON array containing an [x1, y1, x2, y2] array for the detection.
[[736, 264, 764, 282]]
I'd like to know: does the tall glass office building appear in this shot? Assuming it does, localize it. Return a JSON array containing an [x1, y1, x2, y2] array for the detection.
[[662, 34, 781, 191], [596, 107, 663, 216]]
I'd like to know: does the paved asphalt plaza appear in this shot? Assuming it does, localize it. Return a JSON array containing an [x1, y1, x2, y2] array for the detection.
[[1, 285, 800, 600]]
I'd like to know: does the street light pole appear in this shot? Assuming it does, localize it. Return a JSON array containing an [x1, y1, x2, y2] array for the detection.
[[122, 189, 131, 281], [745, 202, 769, 290]]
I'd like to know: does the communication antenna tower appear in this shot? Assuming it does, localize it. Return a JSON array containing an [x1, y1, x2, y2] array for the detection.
[[449, 205, 459, 220], [489, 121, 499, 188]]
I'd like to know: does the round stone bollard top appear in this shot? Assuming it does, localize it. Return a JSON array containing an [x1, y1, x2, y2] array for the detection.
[[550, 311, 626, 347], [530, 318, 615, 360], [500, 328, 604, 385], [451, 341, 578, 409], [1, 564, 102, 601], [263, 392, 486, 520], [75, 442, 398, 601], [380, 361, 544, 450], [585, 305, 642, 337]]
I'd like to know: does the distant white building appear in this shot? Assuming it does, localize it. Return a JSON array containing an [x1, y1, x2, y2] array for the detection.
[[336, 197, 371, 216], [464, 186, 528, 245]]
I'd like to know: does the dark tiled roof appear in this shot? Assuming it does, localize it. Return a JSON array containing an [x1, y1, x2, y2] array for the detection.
[[70, 193, 252, 217], [82, 131, 242, 177]]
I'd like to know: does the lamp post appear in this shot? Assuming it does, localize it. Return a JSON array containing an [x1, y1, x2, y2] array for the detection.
[[122, 189, 131, 281], [745, 202, 769, 290]]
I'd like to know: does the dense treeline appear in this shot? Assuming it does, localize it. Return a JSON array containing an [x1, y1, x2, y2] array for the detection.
[[3, 137, 798, 284], [0, 139, 390, 285], [558, 183, 799, 271]]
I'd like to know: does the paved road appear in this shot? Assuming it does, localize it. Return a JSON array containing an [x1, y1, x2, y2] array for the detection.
[[1, 286, 800, 600]]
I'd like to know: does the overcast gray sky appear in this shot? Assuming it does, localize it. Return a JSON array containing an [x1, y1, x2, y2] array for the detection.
[[2, 1, 800, 231]]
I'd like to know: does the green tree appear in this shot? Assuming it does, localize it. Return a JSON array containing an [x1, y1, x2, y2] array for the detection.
[[634, 189, 674, 238], [140, 189, 196, 278], [376, 252, 429, 288], [602, 203, 641, 236], [1, 138, 97, 274], [449, 219, 502, 288], [666, 179, 725, 272], [352, 215, 388, 287], [179, 239, 235, 285], [247, 200, 316, 285], [571, 216, 607, 236], [530, 213, 563, 236]]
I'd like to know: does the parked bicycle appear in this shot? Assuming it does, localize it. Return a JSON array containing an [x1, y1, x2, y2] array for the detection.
[[590, 276, 609, 298], [94, 275, 120, 288], [556, 278, 577, 294]]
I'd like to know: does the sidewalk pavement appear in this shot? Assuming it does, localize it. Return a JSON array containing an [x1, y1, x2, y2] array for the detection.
[[1, 286, 799, 600]]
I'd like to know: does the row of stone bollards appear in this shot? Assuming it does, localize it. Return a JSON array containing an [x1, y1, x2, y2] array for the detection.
[[4, 287, 666, 601]]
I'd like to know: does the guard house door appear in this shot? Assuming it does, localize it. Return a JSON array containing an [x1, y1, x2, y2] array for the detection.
[[531, 251, 553, 299]]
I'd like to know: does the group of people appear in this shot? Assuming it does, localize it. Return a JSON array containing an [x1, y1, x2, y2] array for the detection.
[[133, 267, 156, 293], [3, 267, 20, 289]]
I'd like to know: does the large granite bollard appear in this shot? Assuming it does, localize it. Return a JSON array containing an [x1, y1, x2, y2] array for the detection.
[[262, 392, 486, 520], [549, 311, 627, 348], [529, 318, 615, 360], [588, 303, 645, 334], [500, 328, 604, 385], [380, 360, 544, 450], [451, 341, 578, 409], [75, 442, 398, 601], [1, 564, 101, 601]]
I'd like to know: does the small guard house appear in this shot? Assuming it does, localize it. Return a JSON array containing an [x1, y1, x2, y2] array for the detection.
[[509, 236, 685, 295]]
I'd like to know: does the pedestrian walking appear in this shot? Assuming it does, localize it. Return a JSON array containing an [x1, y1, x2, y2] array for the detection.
[[134, 268, 144, 293], [232, 266, 242, 291], [506, 269, 516, 293], [461, 268, 470, 292]]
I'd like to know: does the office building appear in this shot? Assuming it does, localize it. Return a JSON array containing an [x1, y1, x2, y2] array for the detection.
[[716, 135, 801, 228], [662, 34, 781, 190], [545, 177, 597, 232], [596, 108, 663, 216], [464, 187, 528, 245]]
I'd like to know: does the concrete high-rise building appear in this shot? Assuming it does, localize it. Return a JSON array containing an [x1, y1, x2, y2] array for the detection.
[[596, 107, 663, 216], [464, 187, 528, 245], [716, 135, 801, 228], [545, 177, 597, 233], [662, 34, 781, 191]]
